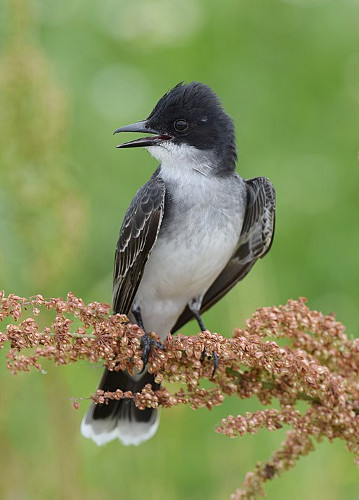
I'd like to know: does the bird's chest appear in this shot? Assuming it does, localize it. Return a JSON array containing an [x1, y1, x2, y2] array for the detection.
[[143, 179, 243, 299]]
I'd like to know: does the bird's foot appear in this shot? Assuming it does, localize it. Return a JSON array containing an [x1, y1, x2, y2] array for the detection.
[[200, 347, 219, 378], [140, 332, 165, 370]]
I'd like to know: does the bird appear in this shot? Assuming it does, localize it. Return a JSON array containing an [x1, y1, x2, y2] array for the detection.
[[81, 82, 275, 446]]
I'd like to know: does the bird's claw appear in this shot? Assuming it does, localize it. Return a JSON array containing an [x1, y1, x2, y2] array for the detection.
[[140, 332, 165, 372], [201, 347, 219, 378]]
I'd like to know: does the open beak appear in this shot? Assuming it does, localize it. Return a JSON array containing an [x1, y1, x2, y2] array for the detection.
[[113, 120, 172, 148]]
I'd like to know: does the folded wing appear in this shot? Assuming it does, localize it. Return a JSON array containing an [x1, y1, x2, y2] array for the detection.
[[112, 170, 166, 315]]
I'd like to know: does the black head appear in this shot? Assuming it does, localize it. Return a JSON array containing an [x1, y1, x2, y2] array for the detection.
[[114, 82, 237, 172]]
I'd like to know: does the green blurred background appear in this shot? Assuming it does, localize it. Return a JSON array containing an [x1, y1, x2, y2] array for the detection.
[[1, 0, 359, 498]]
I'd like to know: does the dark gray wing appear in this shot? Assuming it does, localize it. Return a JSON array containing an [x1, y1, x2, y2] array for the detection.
[[172, 176, 275, 333], [112, 172, 166, 315]]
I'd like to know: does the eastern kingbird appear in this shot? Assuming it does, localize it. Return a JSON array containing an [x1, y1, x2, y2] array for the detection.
[[81, 82, 275, 446]]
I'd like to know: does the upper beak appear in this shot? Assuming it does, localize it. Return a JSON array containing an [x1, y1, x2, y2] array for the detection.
[[113, 120, 172, 148]]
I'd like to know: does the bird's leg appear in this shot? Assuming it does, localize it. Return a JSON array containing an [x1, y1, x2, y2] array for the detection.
[[189, 297, 218, 377], [189, 296, 206, 331], [192, 309, 207, 332], [132, 305, 145, 330], [200, 346, 219, 378], [132, 305, 164, 369]]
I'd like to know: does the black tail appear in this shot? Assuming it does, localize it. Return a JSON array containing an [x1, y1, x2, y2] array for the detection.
[[81, 368, 160, 446]]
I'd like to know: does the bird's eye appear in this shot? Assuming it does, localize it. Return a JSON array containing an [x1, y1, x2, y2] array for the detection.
[[174, 119, 188, 132]]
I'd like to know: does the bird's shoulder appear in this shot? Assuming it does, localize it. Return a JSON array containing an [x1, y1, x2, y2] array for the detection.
[[238, 176, 276, 260], [117, 168, 166, 253]]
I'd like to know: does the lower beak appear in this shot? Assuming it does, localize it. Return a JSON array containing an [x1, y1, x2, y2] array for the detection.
[[113, 120, 172, 148]]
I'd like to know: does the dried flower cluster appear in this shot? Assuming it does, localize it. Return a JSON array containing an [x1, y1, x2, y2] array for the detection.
[[1, 292, 358, 499]]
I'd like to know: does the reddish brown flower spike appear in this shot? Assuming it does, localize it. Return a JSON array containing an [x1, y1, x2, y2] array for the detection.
[[1, 292, 358, 499]]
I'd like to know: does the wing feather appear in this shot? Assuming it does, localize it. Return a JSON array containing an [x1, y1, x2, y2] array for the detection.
[[112, 172, 166, 315]]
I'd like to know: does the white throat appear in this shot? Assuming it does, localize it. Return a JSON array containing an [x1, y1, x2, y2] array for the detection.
[[147, 142, 216, 180]]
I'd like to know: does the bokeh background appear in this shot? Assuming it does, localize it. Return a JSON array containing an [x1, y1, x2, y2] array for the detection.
[[1, 0, 359, 498]]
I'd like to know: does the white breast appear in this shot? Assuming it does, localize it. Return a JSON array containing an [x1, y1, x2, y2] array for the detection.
[[131, 144, 246, 337]]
